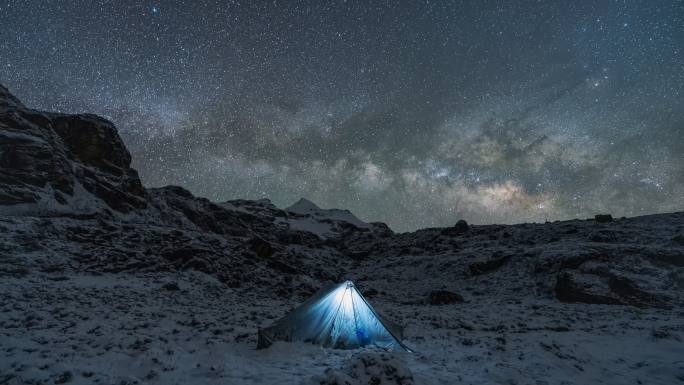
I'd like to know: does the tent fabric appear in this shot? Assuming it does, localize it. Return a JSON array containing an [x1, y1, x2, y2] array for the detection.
[[257, 281, 410, 352]]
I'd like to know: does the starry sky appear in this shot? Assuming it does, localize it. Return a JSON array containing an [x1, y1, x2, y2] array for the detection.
[[1, 1, 683, 231]]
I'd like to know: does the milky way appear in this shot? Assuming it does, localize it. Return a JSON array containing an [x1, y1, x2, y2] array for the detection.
[[2, 1, 683, 231]]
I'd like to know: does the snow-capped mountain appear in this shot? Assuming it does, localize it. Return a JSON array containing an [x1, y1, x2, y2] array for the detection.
[[283, 198, 373, 238], [1, 83, 683, 384], [220, 196, 388, 240]]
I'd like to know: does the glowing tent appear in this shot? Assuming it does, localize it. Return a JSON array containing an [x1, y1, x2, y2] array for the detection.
[[257, 281, 410, 351]]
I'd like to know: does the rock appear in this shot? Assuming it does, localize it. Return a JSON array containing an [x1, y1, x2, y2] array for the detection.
[[266, 259, 298, 274], [0, 83, 24, 108], [468, 255, 512, 275], [441, 219, 469, 236], [54, 371, 72, 384], [147, 186, 252, 236], [555, 270, 670, 308], [608, 276, 670, 309], [651, 327, 680, 341], [161, 247, 213, 265], [369, 222, 394, 236], [454, 219, 469, 232], [428, 290, 464, 305], [594, 214, 613, 223], [555, 270, 622, 305], [673, 232, 684, 246], [162, 282, 180, 291], [349, 250, 370, 260], [589, 230, 618, 242], [0, 84, 145, 214], [313, 352, 414, 385], [249, 236, 274, 258]]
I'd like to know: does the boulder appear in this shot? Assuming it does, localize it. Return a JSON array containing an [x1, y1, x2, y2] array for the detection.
[[428, 289, 464, 305], [594, 214, 613, 223], [161, 282, 180, 291], [441, 219, 469, 236]]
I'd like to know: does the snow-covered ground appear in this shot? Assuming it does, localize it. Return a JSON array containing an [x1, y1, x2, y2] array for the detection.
[[2, 268, 683, 385]]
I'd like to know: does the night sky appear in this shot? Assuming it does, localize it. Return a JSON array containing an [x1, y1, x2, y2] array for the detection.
[[2, 1, 683, 231]]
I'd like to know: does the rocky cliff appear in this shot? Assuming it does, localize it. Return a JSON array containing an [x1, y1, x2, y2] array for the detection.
[[0, 84, 145, 215]]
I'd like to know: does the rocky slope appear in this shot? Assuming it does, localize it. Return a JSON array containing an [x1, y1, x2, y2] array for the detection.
[[1, 83, 683, 385]]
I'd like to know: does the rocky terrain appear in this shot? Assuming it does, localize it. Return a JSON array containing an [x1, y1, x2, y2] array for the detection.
[[1, 83, 683, 385]]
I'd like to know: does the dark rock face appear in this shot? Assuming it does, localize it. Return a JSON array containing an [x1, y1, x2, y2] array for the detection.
[[594, 214, 613, 223], [555, 270, 670, 308], [0, 84, 145, 213], [608, 276, 670, 308], [249, 236, 275, 258], [428, 290, 464, 305], [554, 270, 622, 305], [0, 108, 74, 206], [51, 114, 146, 212], [147, 186, 251, 236]]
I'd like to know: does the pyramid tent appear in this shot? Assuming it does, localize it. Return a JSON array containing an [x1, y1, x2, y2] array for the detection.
[[257, 281, 411, 351]]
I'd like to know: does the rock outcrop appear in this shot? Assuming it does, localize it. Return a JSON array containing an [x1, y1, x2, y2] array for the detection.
[[441, 219, 469, 236], [594, 214, 613, 223], [0, 84, 145, 214]]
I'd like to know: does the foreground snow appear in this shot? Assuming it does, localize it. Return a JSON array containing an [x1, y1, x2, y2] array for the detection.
[[2, 270, 682, 385]]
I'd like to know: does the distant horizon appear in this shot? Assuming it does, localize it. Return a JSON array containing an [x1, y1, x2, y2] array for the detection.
[[140, 176, 684, 232]]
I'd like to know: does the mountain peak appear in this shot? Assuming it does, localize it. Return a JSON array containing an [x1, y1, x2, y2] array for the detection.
[[0, 83, 25, 109], [286, 198, 321, 214]]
